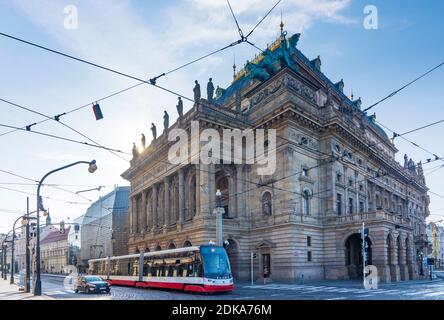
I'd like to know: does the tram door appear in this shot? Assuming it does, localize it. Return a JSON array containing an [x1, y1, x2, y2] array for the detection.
[[262, 254, 271, 278]]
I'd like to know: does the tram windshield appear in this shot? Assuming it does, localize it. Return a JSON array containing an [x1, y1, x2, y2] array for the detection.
[[200, 246, 231, 279]]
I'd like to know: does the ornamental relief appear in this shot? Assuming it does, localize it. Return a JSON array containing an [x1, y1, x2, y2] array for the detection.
[[288, 128, 319, 151], [249, 74, 317, 107]]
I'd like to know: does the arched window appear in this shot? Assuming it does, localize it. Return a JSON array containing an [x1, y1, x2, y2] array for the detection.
[[216, 172, 230, 218], [183, 240, 192, 247], [262, 192, 272, 216], [303, 190, 311, 215]]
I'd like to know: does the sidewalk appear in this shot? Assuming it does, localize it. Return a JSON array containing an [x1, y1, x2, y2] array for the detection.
[[0, 276, 53, 300]]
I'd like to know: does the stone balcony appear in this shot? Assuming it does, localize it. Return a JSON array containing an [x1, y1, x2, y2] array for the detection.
[[325, 210, 412, 228]]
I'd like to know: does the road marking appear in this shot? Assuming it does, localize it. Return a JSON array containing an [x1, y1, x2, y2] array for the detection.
[[403, 291, 432, 296], [355, 294, 375, 298], [424, 291, 444, 297]]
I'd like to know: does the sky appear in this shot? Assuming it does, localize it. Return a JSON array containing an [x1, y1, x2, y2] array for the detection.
[[0, 0, 443, 233]]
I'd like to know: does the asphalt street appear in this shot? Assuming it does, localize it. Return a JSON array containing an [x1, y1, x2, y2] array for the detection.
[[37, 273, 444, 300]]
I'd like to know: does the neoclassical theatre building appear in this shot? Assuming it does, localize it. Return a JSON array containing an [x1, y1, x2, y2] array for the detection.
[[122, 30, 430, 283]]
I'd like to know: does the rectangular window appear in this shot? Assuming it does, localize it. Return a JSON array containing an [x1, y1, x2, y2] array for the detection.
[[302, 168, 308, 177], [307, 236, 312, 247], [349, 198, 354, 213], [359, 201, 364, 213], [307, 251, 312, 262], [337, 194, 342, 215]]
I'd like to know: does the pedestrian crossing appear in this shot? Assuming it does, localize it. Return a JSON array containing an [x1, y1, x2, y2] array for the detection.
[[243, 283, 444, 299]]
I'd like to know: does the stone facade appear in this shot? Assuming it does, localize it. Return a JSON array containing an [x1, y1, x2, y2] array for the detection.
[[122, 32, 430, 283]]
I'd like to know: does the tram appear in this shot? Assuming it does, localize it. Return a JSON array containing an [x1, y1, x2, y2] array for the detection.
[[88, 245, 233, 293]]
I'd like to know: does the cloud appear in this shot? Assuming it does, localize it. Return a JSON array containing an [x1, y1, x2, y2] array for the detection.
[[168, 0, 354, 46]]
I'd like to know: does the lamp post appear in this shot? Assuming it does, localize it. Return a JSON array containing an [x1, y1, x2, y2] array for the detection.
[[10, 215, 27, 284], [215, 190, 224, 247], [25, 197, 31, 293], [1, 230, 14, 280], [33, 160, 97, 296]]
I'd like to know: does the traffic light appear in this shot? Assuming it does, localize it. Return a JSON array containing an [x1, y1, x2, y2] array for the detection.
[[38, 196, 45, 211], [92, 103, 103, 120], [60, 221, 65, 233]]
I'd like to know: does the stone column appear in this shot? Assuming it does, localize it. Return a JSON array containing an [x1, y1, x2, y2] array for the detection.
[[146, 191, 152, 230], [141, 190, 147, 232], [229, 170, 237, 218], [129, 196, 134, 234], [236, 165, 245, 217], [208, 164, 216, 212], [178, 169, 185, 224], [134, 196, 139, 234], [164, 177, 170, 227], [196, 165, 201, 216], [152, 184, 158, 229]]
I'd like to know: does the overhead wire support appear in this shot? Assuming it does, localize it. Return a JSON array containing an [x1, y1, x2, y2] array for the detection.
[[227, 0, 244, 39]]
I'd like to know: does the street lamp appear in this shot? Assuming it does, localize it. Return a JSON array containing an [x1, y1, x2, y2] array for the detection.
[[10, 215, 27, 284], [34, 160, 97, 296], [215, 190, 224, 247]]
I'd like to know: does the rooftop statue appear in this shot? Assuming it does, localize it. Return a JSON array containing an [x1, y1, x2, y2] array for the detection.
[[151, 123, 157, 140], [132, 142, 138, 158], [215, 86, 226, 100], [242, 32, 300, 83], [176, 97, 183, 118], [207, 78, 215, 102], [163, 111, 169, 132], [141, 133, 146, 149], [193, 80, 201, 103]]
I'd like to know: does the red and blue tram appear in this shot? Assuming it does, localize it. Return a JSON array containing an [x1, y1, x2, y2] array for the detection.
[[88, 245, 233, 293]]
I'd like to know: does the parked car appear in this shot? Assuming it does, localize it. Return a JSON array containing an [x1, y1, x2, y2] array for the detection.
[[75, 276, 110, 294]]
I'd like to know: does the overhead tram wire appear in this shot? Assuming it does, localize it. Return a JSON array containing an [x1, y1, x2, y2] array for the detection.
[[227, 0, 244, 39], [0, 167, 98, 204], [362, 61, 444, 113], [375, 119, 444, 165], [0, 186, 89, 205], [0, 123, 129, 154], [0, 0, 282, 88], [0, 82, 144, 138], [0, 97, 130, 162]]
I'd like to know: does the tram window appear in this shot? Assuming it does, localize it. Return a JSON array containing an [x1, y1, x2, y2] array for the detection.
[[186, 264, 194, 277], [143, 262, 151, 276], [132, 259, 139, 276], [177, 264, 184, 277], [159, 265, 165, 277], [167, 265, 174, 277], [151, 265, 157, 277], [196, 262, 203, 277]]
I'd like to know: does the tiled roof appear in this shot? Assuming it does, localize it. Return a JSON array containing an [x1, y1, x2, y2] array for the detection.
[[40, 226, 71, 245]]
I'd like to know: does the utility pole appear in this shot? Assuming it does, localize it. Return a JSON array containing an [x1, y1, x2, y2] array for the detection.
[[25, 197, 31, 293]]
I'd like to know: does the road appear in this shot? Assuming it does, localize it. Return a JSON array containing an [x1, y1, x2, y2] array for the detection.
[[38, 273, 444, 300]]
